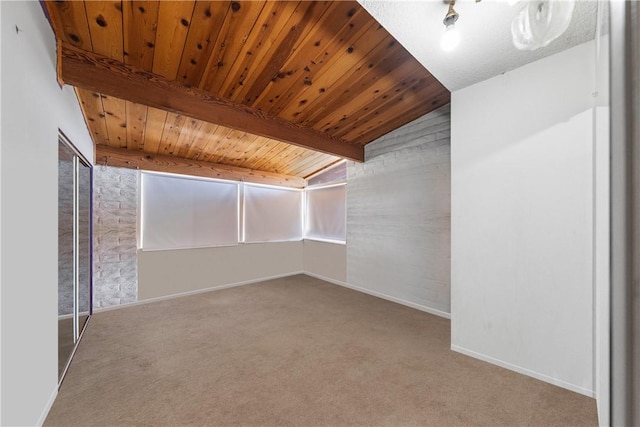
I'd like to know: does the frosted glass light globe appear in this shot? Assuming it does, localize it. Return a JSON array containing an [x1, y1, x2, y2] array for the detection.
[[511, 0, 575, 51]]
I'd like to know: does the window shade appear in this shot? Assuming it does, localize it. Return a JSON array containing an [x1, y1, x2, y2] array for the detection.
[[141, 173, 238, 250], [305, 184, 346, 242], [244, 185, 302, 243]]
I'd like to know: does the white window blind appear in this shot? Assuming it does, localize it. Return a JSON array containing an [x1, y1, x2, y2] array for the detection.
[[305, 184, 346, 243], [243, 184, 302, 243], [141, 173, 238, 250]]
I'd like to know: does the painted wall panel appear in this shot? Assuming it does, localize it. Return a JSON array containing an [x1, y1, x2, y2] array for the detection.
[[451, 41, 597, 396], [303, 240, 346, 284], [138, 242, 304, 301]]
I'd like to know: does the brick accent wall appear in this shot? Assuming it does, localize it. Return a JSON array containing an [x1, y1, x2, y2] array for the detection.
[[93, 166, 138, 308], [347, 104, 451, 314]]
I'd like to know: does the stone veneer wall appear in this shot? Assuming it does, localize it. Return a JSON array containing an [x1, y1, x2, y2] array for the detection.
[[93, 166, 138, 308]]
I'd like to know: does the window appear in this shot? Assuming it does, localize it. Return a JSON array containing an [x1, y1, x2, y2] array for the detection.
[[305, 184, 346, 243], [304, 161, 347, 243], [243, 184, 303, 243], [140, 165, 347, 249], [141, 172, 238, 250]]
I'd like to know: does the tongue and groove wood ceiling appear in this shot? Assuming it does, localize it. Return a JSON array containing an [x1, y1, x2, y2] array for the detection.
[[45, 1, 450, 187]]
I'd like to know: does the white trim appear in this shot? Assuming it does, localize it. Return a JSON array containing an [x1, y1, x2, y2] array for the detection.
[[36, 386, 58, 426], [136, 169, 142, 250], [94, 271, 305, 313], [303, 272, 347, 288], [243, 238, 303, 244], [139, 242, 240, 253], [451, 344, 596, 398], [305, 159, 347, 181], [303, 237, 346, 245], [238, 182, 244, 243], [306, 182, 347, 190], [300, 190, 306, 239], [243, 181, 304, 192], [139, 170, 145, 249], [304, 272, 451, 319]]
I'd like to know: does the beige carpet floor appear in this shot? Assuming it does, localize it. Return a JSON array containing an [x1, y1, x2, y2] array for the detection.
[[45, 275, 598, 426]]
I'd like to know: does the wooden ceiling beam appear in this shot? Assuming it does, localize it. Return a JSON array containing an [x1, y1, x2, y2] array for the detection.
[[58, 41, 364, 162], [96, 146, 306, 189]]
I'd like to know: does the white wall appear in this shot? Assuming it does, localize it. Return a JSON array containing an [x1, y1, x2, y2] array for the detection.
[[0, 2, 94, 424], [303, 240, 346, 284], [451, 41, 599, 397], [137, 242, 304, 301], [347, 105, 451, 317]]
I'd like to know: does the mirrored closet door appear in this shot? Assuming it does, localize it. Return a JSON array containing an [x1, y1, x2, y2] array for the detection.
[[58, 133, 92, 382]]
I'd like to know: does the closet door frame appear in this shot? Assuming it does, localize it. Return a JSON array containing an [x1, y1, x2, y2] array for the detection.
[[58, 131, 93, 384]]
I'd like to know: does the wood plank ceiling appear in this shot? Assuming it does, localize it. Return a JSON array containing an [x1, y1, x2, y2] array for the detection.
[[45, 1, 450, 187]]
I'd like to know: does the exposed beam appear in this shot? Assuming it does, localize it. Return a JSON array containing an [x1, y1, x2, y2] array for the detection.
[[59, 41, 364, 162], [96, 146, 306, 188]]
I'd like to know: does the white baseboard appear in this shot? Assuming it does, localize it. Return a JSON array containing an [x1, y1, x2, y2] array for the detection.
[[304, 272, 451, 320], [451, 344, 595, 398], [93, 271, 451, 319], [94, 271, 305, 313], [96, 271, 451, 321], [37, 385, 58, 426], [94, 272, 595, 403], [302, 272, 348, 288]]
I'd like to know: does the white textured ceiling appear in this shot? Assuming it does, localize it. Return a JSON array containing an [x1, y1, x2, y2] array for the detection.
[[359, 0, 598, 91]]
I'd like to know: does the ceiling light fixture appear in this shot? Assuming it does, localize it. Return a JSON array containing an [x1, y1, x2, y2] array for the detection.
[[511, 0, 575, 51], [440, 0, 460, 52]]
